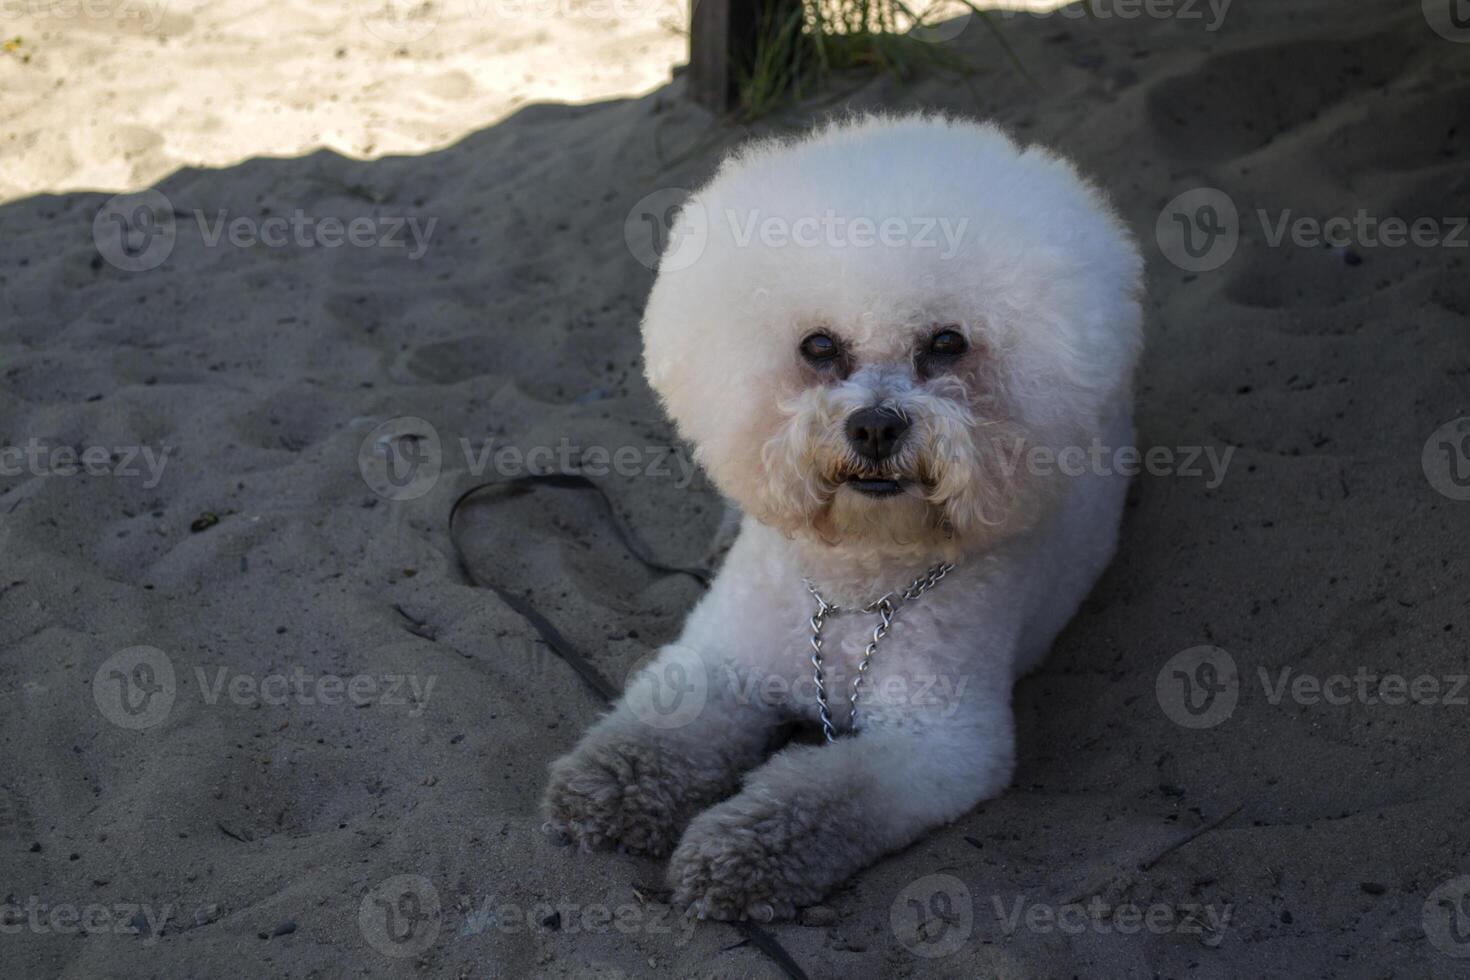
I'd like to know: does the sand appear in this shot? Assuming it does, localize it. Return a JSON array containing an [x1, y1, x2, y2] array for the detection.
[[0, 0, 688, 201], [2, 0, 1470, 977]]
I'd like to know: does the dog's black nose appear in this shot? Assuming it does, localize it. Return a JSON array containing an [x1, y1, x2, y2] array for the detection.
[[845, 407, 909, 461]]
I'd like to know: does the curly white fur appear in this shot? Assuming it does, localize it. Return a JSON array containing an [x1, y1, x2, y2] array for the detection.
[[544, 113, 1143, 921]]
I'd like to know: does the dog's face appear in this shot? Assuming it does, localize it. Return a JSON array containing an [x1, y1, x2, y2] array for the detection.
[[750, 314, 1032, 552], [642, 117, 1142, 559]]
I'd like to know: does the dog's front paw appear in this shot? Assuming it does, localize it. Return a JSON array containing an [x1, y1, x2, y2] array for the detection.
[[667, 798, 819, 921], [542, 736, 693, 857]]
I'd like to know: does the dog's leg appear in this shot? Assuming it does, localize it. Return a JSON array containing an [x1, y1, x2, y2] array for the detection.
[[666, 704, 1014, 920], [543, 645, 782, 857]]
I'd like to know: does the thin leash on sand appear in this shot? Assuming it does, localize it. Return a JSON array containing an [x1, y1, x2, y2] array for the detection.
[[448, 472, 711, 701], [447, 474, 812, 980]]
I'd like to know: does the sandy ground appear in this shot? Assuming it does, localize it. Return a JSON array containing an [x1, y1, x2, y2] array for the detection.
[[3, 0, 1470, 977], [0, 0, 688, 201]]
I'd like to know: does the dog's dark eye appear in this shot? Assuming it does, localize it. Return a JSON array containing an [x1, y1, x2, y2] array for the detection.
[[800, 333, 840, 363], [928, 328, 967, 357]]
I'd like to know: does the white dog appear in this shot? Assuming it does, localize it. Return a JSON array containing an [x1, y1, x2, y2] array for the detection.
[[544, 114, 1143, 921]]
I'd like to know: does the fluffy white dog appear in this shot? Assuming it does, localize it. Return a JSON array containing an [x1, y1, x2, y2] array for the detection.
[[544, 114, 1143, 921]]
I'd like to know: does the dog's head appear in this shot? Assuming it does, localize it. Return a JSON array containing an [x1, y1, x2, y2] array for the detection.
[[642, 115, 1143, 560]]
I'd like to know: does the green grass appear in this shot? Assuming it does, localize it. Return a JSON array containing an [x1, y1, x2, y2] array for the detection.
[[735, 0, 1029, 119]]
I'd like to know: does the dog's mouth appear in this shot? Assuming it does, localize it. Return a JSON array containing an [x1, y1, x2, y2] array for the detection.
[[844, 476, 907, 498]]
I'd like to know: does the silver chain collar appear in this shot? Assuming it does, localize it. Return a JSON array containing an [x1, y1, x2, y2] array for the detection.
[[803, 562, 955, 744]]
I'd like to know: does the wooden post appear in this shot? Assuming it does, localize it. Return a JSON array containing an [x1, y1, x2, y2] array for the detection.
[[687, 0, 760, 113]]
